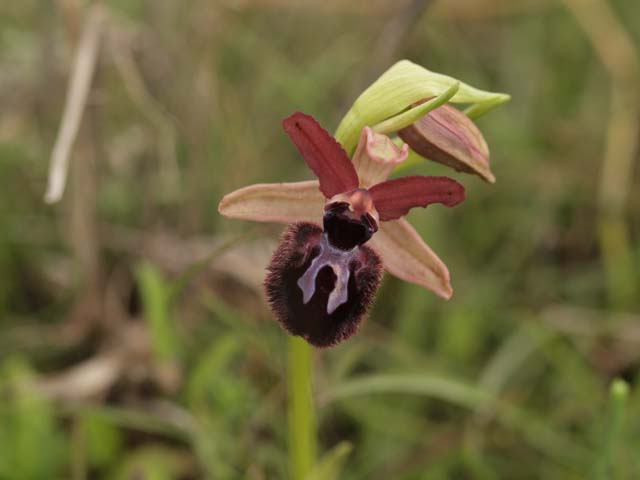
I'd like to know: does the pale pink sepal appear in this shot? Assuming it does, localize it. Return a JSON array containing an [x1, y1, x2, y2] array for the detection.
[[351, 127, 408, 188], [218, 180, 323, 225], [369, 218, 453, 299]]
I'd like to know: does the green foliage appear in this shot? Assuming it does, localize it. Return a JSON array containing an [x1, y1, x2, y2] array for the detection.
[[110, 446, 189, 480], [0, 359, 66, 479], [136, 262, 181, 362], [1, 0, 640, 478], [78, 413, 123, 469], [305, 442, 352, 480]]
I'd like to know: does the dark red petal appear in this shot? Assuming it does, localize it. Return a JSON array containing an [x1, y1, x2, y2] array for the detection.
[[369, 176, 465, 221], [282, 112, 359, 198]]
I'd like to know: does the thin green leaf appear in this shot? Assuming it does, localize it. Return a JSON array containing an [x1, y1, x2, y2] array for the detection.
[[592, 379, 630, 480], [322, 373, 589, 468], [304, 442, 352, 480], [136, 262, 179, 362]]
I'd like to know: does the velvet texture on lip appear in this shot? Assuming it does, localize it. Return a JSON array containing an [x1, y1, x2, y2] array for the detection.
[[265, 222, 382, 347]]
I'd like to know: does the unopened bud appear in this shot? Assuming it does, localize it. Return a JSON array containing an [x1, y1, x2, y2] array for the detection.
[[398, 102, 495, 183]]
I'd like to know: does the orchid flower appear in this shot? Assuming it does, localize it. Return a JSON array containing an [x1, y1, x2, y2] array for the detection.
[[219, 112, 464, 347], [218, 60, 510, 347]]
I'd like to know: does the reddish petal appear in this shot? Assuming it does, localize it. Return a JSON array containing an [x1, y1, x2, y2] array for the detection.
[[283, 112, 359, 198], [369, 176, 465, 221]]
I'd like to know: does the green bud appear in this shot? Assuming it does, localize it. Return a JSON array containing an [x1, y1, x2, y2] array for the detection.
[[335, 60, 510, 155], [372, 82, 459, 135]]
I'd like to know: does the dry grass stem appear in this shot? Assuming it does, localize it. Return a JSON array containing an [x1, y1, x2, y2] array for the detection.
[[562, 0, 640, 307], [44, 5, 105, 204]]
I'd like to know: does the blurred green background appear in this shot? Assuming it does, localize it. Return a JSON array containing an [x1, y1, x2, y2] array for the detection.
[[1, 0, 640, 478]]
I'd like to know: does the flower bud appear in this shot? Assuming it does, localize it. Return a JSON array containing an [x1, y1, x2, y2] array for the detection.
[[335, 60, 510, 155], [398, 102, 496, 183]]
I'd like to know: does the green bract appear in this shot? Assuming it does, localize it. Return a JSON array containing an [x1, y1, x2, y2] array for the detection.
[[371, 82, 459, 136], [335, 60, 510, 155]]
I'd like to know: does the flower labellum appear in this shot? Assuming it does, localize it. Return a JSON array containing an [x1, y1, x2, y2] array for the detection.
[[265, 222, 382, 347], [398, 101, 495, 183]]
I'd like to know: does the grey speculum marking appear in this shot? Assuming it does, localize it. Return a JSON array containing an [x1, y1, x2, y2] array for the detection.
[[297, 234, 357, 315]]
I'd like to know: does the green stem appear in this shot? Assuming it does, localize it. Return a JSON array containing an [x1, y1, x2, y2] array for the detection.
[[592, 379, 629, 480], [288, 336, 316, 479]]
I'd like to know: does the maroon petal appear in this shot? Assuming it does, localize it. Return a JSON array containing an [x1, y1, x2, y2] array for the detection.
[[283, 112, 359, 198], [369, 176, 465, 221]]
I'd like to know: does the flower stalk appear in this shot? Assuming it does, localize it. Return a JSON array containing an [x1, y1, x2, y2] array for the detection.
[[593, 379, 629, 479], [288, 336, 317, 479]]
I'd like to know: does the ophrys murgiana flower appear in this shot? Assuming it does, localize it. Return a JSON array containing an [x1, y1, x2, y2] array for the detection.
[[218, 61, 510, 347], [220, 112, 463, 347]]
